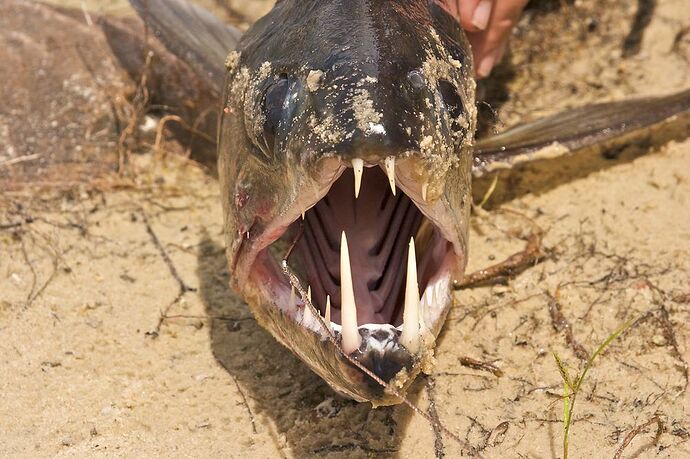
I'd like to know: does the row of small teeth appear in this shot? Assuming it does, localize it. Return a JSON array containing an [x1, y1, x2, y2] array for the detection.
[[297, 231, 427, 355], [352, 157, 428, 201]]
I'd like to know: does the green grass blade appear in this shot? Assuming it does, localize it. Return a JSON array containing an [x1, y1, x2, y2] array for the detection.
[[563, 378, 571, 459], [554, 316, 637, 459], [574, 317, 636, 392]]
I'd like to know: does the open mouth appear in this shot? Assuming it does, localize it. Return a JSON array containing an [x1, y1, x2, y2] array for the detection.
[[244, 157, 462, 356]]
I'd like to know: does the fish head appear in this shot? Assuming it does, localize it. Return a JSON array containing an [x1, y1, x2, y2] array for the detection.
[[218, 0, 476, 405]]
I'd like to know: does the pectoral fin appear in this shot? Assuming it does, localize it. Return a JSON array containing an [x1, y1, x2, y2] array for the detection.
[[129, 0, 242, 95], [472, 89, 690, 177]]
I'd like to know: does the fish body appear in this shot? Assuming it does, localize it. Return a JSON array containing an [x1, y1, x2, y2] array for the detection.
[[128, 0, 690, 405], [218, 0, 475, 404]]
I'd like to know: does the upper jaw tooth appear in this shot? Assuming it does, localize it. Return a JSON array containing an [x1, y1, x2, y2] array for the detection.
[[352, 158, 364, 198], [399, 237, 420, 353], [340, 231, 362, 354]]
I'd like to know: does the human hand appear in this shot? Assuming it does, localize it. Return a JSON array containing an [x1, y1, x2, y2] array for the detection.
[[439, 0, 529, 78]]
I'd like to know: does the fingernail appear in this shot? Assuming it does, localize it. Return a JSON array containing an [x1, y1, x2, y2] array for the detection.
[[471, 0, 492, 30], [477, 53, 496, 78]]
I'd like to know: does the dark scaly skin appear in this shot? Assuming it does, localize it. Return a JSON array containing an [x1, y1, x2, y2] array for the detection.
[[218, 0, 476, 404]]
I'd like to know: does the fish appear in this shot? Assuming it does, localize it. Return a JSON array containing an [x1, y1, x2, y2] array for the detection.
[[130, 0, 690, 406]]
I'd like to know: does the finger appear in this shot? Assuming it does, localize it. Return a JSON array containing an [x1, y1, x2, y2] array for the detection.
[[472, 21, 511, 78], [437, 1, 494, 33], [468, 0, 494, 32], [456, 0, 487, 33], [482, 0, 528, 55], [476, 37, 507, 78], [472, 0, 528, 77]]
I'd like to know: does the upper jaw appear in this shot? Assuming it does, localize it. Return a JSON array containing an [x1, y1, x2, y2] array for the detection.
[[231, 153, 466, 291], [229, 156, 345, 289]]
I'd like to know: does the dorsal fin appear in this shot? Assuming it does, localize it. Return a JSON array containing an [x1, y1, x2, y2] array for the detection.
[[129, 0, 242, 94]]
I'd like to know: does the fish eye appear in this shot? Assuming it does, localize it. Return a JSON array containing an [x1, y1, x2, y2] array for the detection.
[[407, 70, 426, 90], [260, 73, 289, 155]]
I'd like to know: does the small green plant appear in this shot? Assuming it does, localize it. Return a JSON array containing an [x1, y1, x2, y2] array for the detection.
[[475, 174, 499, 209], [553, 317, 636, 459]]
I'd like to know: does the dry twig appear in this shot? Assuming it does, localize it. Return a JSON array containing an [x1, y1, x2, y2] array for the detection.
[[612, 416, 663, 459], [547, 293, 589, 360]]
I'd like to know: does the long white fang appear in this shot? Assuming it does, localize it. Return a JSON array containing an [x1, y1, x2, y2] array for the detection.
[[340, 232, 361, 353], [325, 295, 332, 331], [352, 158, 364, 198], [307, 285, 312, 302], [400, 237, 420, 353], [384, 156, 396, 195], [421, 182, 429, 202]]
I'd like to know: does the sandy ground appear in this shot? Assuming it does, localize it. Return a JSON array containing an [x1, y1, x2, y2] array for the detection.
[[1, 0, 689, 457]]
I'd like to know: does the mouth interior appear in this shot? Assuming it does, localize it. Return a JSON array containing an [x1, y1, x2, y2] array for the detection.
[[267, 166, 452, 327]]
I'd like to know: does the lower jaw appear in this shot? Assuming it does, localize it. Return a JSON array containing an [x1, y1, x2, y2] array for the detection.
[[248, 244, 459, 337], [239, 247, 459, 404], [241, 270, 435, 405]]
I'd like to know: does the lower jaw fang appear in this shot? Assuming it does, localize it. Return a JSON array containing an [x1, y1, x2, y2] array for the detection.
[[262, 163, 457, 362], [399, 237, 421, 353], [284, 229, 442, 357]]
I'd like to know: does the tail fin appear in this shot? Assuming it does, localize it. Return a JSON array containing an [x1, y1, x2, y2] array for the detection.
[[129, 0, 242, 94]]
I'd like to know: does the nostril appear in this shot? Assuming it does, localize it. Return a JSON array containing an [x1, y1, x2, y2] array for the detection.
[[438, 79, 464, 120]]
